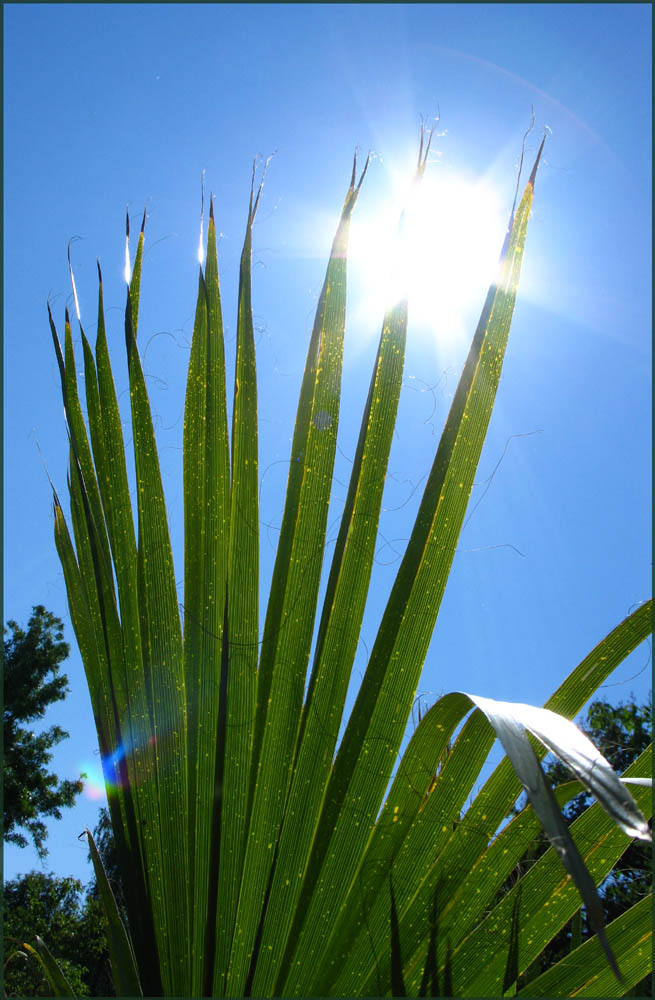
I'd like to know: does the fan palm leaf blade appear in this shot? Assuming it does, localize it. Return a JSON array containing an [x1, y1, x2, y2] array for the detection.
[[20, 938, 75, 997], [454, 746, 652, 994], [252, 199, 413, 994], [124, 230, 189, 993], [46, 138, 651, 1000], [212, 175, 261, 996], [338, 604, 651, 996], [85, 828, 143, 996], [181, 206, 231, 994], [516, 894, 653, 997], [224, 159, 367, 995]]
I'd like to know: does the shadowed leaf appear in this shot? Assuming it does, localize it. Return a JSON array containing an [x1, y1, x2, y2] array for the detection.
[[502, 884, 522, 996], [418, 885, 440, 998], [20, 938, 76, 997], [85, 828, 142, 997], [390, 876, 407, 997]]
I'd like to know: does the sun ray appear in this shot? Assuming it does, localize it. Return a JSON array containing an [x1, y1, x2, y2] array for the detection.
[[348, 160, 507, 353]]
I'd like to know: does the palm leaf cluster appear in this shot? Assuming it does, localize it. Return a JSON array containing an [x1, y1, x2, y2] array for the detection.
[[42, 130, 652, 997]]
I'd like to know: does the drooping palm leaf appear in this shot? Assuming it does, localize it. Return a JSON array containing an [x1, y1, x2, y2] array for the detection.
[[453, 745, 651, 996], [321, 603, 651, 997]]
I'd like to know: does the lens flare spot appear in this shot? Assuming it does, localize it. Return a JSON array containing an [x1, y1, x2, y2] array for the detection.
[[198, 217, 205, 266], [312, 410, 332, 431], [80, 760, 108, 801]]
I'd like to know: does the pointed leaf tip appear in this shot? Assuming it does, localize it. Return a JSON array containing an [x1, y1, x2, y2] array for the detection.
[[251, 152, 273, 221], [31, 935, 76, 996], [356, 152, 370, 191], [97, 259, 103, 283], [421, 126, 434, 171], [417, 121, 434, 173], [249, 159, 260, 220], [528, 135, 547, 188], [350, 150, 358, 188], [209, 195, 215, 222], [140, 207, 146, 234], [125, 208, 130, 238]]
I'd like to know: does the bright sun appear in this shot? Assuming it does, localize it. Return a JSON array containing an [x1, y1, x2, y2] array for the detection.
[[348, 165, 508, 350]]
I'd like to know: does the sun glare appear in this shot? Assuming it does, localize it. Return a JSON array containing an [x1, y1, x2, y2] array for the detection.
[[198, 214, 205, 265], [349, 166, 507, 349]]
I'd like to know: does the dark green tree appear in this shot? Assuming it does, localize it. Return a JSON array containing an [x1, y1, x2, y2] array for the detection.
[[3, 606, 85, 858], [2, 871, 112, 997], [2, 799, 128, 998]]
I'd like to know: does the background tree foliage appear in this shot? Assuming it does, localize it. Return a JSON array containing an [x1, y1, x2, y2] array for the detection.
[[2, 804, 134, 996], [3, 606, 85, 858], [2, 871, 112, 997]]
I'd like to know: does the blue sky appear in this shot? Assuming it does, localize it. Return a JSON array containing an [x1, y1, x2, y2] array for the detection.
[[4, 4, 651, 887]]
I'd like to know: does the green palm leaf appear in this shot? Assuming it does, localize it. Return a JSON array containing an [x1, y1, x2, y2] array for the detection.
[[454, 746, 651, 995], [517, 894, 653, 997], [211, 165, 263, 997], [124, 231, 190, 996], [85, 828, 142, 997], [22, 938, 76, 997], [278, 132, 548, 1000], [47, 126, 652, 999], [326, 603, 651, 997]]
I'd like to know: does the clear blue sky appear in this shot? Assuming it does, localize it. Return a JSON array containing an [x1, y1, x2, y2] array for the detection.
[[4, 4, 651, 887]]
